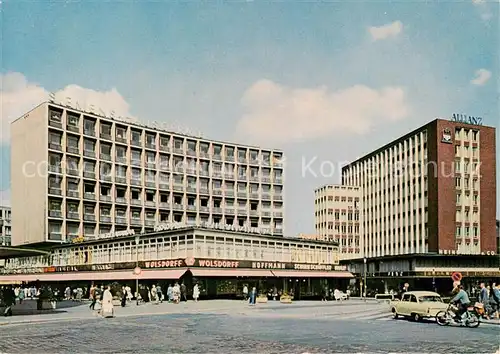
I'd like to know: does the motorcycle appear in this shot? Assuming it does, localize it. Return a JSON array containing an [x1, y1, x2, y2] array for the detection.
[[435, 302, 482, 328]]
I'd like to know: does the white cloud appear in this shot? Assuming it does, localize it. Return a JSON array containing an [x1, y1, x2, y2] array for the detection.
[[470, 68, 492, 85], [235, 79, 409, 144], [368, 21, 403, 41], [0, 72, 133, 143], [472, 0, 493, 21]]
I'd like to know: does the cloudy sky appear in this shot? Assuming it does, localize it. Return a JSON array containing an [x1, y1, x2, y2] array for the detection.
[[1, 1, 498, 235]]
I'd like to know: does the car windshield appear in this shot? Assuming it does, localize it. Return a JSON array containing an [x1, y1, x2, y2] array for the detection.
[[419, 296, 442, 302]]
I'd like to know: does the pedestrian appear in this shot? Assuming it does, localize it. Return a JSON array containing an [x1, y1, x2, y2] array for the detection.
[[479, 282, 491, 319], [156, 284, 163, 303], [89, 285, 97, 310], [101, 286, 114, 318], [180, 282, 187, 302], [173, 283, 180, 304], [121, 286, 127, 307], [151, 285, 158, 304], [167, 284, 173, 302], [18, 287, 25, 304], [249, 287, 257, 305], [64, 286, 71, 301], [193, 283, 200, 302], [2, 286, 15, 316], [242, 285, 248, 301]]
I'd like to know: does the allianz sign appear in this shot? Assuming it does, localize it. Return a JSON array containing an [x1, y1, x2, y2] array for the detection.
[[451, 113, 483, 126]]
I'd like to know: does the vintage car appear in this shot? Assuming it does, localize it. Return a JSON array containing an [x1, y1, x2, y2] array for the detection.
[[391, 291, 448, 321]]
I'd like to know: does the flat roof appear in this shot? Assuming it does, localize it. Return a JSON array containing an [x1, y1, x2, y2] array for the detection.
[[49, 226, 339, 250], [13, 101, 284, 152], [341, 118, 496, 171], [0, 246, 51, 259]]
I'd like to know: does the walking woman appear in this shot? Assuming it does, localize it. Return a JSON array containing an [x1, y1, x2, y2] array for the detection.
[[193, 283, 200, 302]]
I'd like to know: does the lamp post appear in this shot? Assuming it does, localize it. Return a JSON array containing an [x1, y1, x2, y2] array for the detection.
[[363, 257, 367, 301], [135, 235, 140, 306], [432, 268, 436, 293]]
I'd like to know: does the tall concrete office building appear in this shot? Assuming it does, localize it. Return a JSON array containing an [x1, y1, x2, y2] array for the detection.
[[314, 185, 362, 260], [11, 102, 284, 246], [341, 118, 496, 258], [0, 206, 12, 246]]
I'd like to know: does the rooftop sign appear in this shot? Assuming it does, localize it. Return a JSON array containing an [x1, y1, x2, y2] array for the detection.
[[153, 221, 270, 235], [451, 113, 483, 126], [48, 94, 204, 138]]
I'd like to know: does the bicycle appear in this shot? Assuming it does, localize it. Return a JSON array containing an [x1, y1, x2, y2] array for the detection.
[[435, 302, 482, 328]]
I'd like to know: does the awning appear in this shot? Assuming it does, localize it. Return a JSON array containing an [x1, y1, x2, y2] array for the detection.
[[272, 270, 354, 278], [138, 269, 187, 279], [0, 269, 188, 282], [189, 268, 274, 277]]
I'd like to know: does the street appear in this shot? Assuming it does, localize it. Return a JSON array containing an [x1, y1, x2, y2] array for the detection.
[[0, 300, 498, 353]]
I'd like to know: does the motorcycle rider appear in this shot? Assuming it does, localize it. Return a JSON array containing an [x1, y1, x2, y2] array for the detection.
[[451, 283, 470, 322]]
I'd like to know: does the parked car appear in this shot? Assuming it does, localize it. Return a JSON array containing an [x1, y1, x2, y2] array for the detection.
[[391, 291, 448, 321]]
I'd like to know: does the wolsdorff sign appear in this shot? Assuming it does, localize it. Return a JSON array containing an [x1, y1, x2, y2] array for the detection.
[[0, 258, 346, 274]]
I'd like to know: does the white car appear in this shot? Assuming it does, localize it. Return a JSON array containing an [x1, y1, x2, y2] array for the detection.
[[391, 291, 448, 321]]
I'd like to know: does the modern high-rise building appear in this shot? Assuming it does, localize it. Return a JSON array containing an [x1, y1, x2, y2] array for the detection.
[[341, 118, 496, 258], [11, 102, 284, 246], [314, 185, 362, 259], [0, 206, 12, 246]]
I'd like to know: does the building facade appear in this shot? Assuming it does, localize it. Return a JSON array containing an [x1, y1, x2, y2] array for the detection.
[[0, 227, 352, 298], [314, 185, 362, 259], [341, 118, 496, 258], [0, 206, 12, 246], [11, 102, 285, 246]]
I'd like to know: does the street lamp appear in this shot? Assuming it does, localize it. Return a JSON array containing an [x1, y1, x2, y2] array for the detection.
[[432, 268, 436, 293], [135, 235, 140, 305], [363, 257, 367, 301]]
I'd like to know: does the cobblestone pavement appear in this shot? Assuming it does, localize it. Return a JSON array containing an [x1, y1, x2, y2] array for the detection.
[[0, 301, 498, 353]]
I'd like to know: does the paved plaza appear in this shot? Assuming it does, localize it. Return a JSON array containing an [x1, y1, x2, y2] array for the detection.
[[0, 300, 498, 353]]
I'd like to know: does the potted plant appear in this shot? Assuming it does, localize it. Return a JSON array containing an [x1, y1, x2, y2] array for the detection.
[[37, 286, 57, 310], [257, 293, 268, 303], [280, 292, 293, 304]]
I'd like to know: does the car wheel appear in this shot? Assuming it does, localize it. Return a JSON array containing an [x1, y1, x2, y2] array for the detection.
[[392, 309, 398, 319], [412, 313, 420, 322]]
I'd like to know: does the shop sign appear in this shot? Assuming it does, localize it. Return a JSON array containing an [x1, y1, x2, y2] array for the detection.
[[198, 259, 240, 268], [0, 267, 45, 275], [252, 262, 286, 269], [294, 264, 332, 271], [439, 249, 495, 256], [144, 260, 185, 268]]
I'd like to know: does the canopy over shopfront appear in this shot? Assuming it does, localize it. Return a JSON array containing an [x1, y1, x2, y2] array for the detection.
[[0, 257, 353, 283]]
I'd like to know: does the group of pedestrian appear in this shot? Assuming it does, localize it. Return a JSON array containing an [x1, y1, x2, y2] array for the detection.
[[477, 282, 500, 319]]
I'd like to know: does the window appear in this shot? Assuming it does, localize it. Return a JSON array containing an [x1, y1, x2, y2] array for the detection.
[[410, 295, 418, 303], [160, 136, 170, 147], [455, 227, 461, 236], [67, 115, 79, 126], [131, 130, 142, 143]]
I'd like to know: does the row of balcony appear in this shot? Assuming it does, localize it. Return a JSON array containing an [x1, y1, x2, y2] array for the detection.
[[48, 188, 283, 202], [48, 164, 283, 184], [49, 208, 284, 219], [47, 136, 283, 167]]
